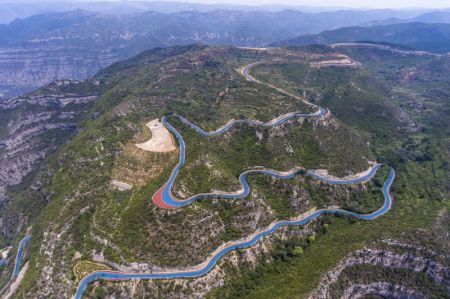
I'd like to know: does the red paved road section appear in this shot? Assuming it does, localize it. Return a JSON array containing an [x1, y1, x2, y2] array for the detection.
[[152, 184, 175, 209]]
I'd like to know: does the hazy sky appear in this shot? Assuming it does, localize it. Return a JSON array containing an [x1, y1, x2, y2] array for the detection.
[[169, 0, 450, 8], [98, 0, 450, 9], [168, 0, 450, 9], [2, 0, 449, 9]]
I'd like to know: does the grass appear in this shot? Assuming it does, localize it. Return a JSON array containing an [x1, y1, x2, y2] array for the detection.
[[171, 113, 373, 198], [7, 45, 449, 298], [205, 46, 449, 299], [73, 261, 112, 281], [208, 194, 447, 298]]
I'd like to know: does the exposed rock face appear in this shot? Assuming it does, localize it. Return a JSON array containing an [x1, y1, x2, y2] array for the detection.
[[0, 81, 97, 241], [0, 47, 117, 98], [307, 245, 450, 299], [342, 282, 425, 299]]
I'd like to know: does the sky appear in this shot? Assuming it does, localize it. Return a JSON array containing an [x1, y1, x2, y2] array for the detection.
[[119, 0, 450, 9], [174, 0, 450, 9], [1, 0, 449, 9]]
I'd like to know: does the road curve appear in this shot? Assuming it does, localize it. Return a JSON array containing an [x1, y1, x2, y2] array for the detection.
[[239, 60, 318, 108], [330, 43, 442, 57], [152, 59, 375, 208], [154, 59, 329, 208], [153, 109, 329, 209], [73, 59, 396, 298], [74, 168, 394, 299], [0, 235, 31, 296], [153, 114, 380, 208]]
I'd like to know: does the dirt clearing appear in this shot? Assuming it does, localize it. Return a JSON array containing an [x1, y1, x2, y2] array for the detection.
[[135, 119, 176, 152]]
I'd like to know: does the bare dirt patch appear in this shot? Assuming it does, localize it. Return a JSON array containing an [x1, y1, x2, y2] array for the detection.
[[135, 119, 176, 152], [111, 180, 133, 191], [311, 161, 377, 181], [112, 121, 178, 187], [310, 54, 360, 68]]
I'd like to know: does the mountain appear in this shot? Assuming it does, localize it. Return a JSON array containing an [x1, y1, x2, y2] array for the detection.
[[0, 1, 432, 24], [273, 22, 450, 53], [369, 10, 450, 26], [409, 11, 450, 23], [0, 79, 99, 241], [0, 8, 443, 99], [0, 43, 448, 298]]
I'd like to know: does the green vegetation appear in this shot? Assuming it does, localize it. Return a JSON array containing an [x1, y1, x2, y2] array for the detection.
[[206, 47, 449, 298], [73, 261, 111, 281], [208, 197, 448, 298], [4, 45, 448, 299]]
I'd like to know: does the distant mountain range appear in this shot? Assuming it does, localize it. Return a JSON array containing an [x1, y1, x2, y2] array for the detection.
[[1, 7, 450, 98], [368, 10, 450, 25], [0, 1, 431, 24], [273, 22, 450, 54], [0, 8, 441, 99]]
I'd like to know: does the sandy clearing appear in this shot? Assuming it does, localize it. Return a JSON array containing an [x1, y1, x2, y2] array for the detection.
[[310, 58, 360, 68], [135, 119, 176, 152], [237, 46, 269, 51], [0, 246, 12, 259], [111, 180, 133, 191], [312, 162, 377, 181]]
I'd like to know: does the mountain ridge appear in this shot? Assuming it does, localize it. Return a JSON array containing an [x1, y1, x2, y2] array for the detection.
[[0, 8, 448, 99], [272, 22, 450, 54]]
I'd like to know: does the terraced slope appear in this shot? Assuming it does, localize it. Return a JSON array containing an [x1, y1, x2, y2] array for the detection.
[[207, 45, 449, 299], [72, 52, 395, 298], [1, 44, 448, 299]]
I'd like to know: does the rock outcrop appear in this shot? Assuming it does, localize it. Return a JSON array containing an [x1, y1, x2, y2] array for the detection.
[[307, 244, 450, 299], [0, 81, 97, 240], [342, 282, 425, 299]]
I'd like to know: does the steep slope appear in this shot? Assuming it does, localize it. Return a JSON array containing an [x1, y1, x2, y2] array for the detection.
[[0, 79, 99, 244], [1, 44, 448, 299], [273, 22, 450, 54], [0, 44, 388, 298], [207, 44, 449, 299]]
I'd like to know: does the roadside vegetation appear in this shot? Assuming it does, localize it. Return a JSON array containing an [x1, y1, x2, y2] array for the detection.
[[206, 47, 449, 298], [5, 45, 448, 298], [73, 261, 111, 281]]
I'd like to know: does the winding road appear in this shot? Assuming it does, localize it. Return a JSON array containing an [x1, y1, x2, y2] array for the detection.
[[74, 166, 394, 299], [72, 60, 396, 298], [152, 109, 327, 209], [5, 59, 396, 298], [153, 60, 327, 208]]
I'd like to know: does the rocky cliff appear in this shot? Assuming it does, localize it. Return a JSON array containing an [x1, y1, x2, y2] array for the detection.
[[0, 79, 98, 243], [0, 47, 117, 98], [307, 210, 450, 299]]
